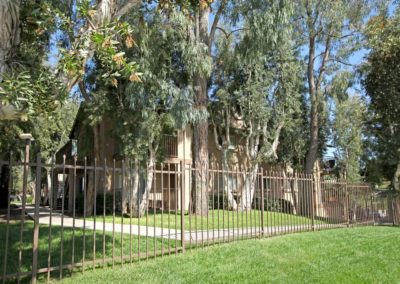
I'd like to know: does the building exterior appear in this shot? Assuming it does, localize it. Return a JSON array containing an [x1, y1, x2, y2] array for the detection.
[[55, 105, 357, 222]]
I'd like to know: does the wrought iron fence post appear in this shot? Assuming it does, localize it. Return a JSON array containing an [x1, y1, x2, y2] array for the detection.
[[311, 176, 316, 231], [391, 196, 395, 226], [32, 153, 42, 284], [346, 183, 350, 227], [371, 195, 375, 226], [180, 160, 185, 253], [261, 168, 265, 236]]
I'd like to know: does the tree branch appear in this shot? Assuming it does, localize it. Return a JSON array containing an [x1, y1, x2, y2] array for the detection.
[[114, 0, 141, 19], [212, 120, 223, 151], [316, 35, 331, 91], [208, 0, 227, 53], [216, 27, 249, 39], [265, 121, 284, 160], [79, 81, 91, 102]]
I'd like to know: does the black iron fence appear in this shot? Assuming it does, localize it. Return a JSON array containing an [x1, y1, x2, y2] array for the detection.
[[0, 155, 398, 283]]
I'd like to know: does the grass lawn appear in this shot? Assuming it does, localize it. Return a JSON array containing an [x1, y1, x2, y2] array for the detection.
[[58, 226, 400, 284], [0, 222, 175, 279], [81, 209, 327, 230]]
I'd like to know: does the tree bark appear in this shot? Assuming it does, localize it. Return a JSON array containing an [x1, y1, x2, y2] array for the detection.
[[393, 156, 400, 191], [305, 34, 318, 175], [131, 150, 155, 217], [86, 124, 101, 216], [0, 0, 20, 78], [192, 7, 210, 216], [126, 159, 139, 214], [221, 149, 238, 210], [0, 0, 21, 120], [287, 170, 299, 214], [239, 164, 259, 211]]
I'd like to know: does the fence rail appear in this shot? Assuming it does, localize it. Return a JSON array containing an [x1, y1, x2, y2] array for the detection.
[[0, 156, 399, 283]]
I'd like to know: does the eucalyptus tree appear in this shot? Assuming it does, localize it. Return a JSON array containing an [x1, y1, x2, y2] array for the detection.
[[185, 0, 226, 216], [45, 0, 142, 215], [293, 0, 385, 175], [362, 7, 400, 190], [111, 9, 205, 217], [0, 0, 66, 121], [332, 94, 365, 182], [212, 0, 301, 211]]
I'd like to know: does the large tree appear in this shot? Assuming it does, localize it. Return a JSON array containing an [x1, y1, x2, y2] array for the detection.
[[112, 8, 205, 216], [52, 0, 141, 215], [212, 0, 301, 210], [362, 8, 400, 190], [293, 0, 381, 175]]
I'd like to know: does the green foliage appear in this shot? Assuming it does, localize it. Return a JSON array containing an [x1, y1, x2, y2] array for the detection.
[[0, 70, 66, 120], [362, 8, 400, 185], [0, 100, 78, 160], [277, 93, 309, 170], [111, 9, 210, 161], [291, 0, 383, 170], [332, 95, 365, 182], [0, 0, 67, 121], [212, 1, 301, 165], [58, 20, 139, 88]]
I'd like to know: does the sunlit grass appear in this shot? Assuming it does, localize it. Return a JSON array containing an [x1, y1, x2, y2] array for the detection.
[[59, 226, 400, 284], [81, 209, 326, 230]]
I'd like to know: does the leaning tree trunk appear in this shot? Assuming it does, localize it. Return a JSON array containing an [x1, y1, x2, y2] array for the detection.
[[0, 0, 21, 120], [192, 7, 210, 216], [239, 164, 259, 211]]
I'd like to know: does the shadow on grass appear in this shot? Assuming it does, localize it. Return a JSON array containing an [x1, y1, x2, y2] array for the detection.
[[0, 222, 179, 283]]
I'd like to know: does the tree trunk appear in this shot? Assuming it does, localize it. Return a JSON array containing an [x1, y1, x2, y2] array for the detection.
[[43, 167, 52, 206], [86, 124, 101, 216], [131, 151, 155, 217], [121, 159, 137, 214], [0, 0, 21, 120], [287, 171, 299, 215], [0, 0, 20, 78], [128, 159, 140, 216], [239, 164, 259, 211], [222, 149, 238, 210], [305, 33, 318, 175], [192, 7, 210, 216], [392, 155, 400, 191]]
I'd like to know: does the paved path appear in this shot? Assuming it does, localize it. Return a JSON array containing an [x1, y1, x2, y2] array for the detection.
[[24, 206, 350, 242], [24, 205, 181, 240]]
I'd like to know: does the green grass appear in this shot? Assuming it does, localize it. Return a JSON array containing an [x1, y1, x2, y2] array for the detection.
[[58, 226, 400, 284], [81, 209, 326, 230], [0, 222, 176, 280]]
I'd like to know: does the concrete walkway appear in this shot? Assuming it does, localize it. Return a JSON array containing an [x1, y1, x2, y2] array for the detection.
[[24, 205, 181, 240], [24, 205, 349, 242]]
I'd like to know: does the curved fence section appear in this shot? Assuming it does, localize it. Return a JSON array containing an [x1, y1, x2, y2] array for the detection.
[[0, 156, 398, 283]]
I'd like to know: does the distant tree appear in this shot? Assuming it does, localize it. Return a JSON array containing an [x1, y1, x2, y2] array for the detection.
[[293, 0, 384, 175], [331, 94, 365, 182]]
